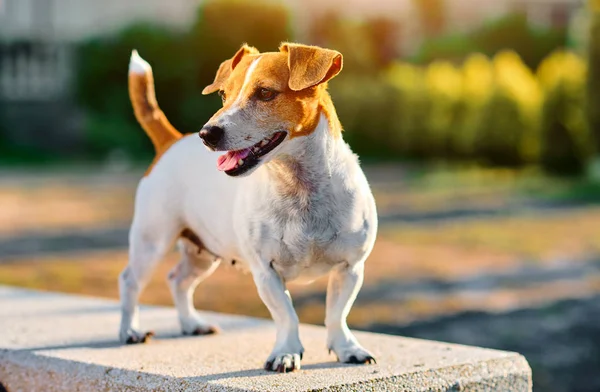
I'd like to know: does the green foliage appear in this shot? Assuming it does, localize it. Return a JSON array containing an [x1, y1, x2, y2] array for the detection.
[[476, 51, 542, 166], [70, 1, 592, 176], [414, 12, 567, 69], [474, 13, 567, 70], [588, 0, 600, 152], [307, 13, 400, 73], [344, 49, 589, 174], [412, 0, 446, 37], [74, 0, 291, 159], [538, 51, 590, 175], [188, 0, 292, 98], [330, 74, 400, 158]]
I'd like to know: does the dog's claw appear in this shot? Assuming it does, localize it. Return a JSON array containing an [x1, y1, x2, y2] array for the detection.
[[344, 354, 377, 365], [264, 352, 302, 373], [125, 331, 154, 344], [189, 325, 219, 336]]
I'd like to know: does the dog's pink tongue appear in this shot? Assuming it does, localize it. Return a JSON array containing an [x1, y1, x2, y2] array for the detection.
[[217, 148, 251, 171]]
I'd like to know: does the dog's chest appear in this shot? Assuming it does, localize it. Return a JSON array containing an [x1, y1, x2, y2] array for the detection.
[[244, 180, 371, 281]]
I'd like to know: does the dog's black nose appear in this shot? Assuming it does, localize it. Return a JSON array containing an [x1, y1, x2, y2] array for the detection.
[[199, 125, 224, 148]]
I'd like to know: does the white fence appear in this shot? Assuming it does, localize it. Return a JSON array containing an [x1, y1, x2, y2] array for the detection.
[[0, 0, 201, 43], [0, 43, 72, 101], [0, 0, 202, 102]]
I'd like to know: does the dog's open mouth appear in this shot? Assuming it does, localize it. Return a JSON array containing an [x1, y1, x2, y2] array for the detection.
[[217, 131, 287, 176]]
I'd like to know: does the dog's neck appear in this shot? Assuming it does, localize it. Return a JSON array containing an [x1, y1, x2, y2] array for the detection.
[[264, 93, 345, 203]]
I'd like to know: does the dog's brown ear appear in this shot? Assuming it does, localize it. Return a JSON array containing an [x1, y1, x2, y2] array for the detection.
[[280, 43, 343, 91], [202, 44, 259, 95]]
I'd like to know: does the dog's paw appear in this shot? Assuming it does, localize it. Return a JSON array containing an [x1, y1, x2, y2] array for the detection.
[[330, 343, 376, 365], [264, 352, 303, 373], [183, 324, 220, 336], [121, 329, 154, 344], [180, 314, 220, 336]]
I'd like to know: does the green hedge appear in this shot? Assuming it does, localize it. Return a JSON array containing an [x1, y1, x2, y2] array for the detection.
[[75, 0, 291, 159], [332, 49, 589, 174], [414, 12, 567, 69], [73, 1, 591, 175], [588, 0, 600, 153]]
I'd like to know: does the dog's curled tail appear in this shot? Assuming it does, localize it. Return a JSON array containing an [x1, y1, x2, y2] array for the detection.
[[128, 50, 181, 155]]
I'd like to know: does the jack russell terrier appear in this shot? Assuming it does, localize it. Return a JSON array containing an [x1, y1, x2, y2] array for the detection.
[[121, 42, 378, 372]]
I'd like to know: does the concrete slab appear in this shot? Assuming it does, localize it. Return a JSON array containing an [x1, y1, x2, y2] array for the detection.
[[0, 286, 532, 391]]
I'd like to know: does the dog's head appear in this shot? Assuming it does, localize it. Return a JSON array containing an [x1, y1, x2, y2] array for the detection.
[[200, 43, 343, 177]]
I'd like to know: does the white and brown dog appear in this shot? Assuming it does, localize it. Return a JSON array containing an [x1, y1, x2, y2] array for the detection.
[[121, 43, 378, 372]]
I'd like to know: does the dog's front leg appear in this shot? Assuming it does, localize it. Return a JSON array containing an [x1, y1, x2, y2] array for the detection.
[[252, 263, 304, 372], [325, 262, 376, 364]]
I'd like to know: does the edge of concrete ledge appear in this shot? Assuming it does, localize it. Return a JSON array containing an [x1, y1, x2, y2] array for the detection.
[[0, 286, 532, 392]]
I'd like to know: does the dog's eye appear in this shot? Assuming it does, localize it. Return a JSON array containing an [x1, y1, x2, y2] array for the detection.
[[256, 88, 278, 102], [218, 90, 226, 103]]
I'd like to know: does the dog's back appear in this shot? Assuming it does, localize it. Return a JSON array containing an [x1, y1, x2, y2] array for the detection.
[[128, 51, 242, 261]]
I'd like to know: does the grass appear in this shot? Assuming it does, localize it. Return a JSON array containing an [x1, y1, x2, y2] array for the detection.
[[2, 164, 600, 327], [382, 207, 600, 261]]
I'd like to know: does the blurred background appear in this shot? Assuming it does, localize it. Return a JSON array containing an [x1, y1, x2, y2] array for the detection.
[[0, 0, 599, 390]]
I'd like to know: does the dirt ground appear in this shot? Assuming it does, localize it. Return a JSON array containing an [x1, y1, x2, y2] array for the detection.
[[1, 165, 599, 391]]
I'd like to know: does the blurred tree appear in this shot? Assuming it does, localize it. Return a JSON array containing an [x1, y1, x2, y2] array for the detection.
[[74, 0, 292, 160], [363, 17, 403, 67], [189, 0, 291, 87], [412, 0, 446, 37], [476, 51, 541, 166], [76, 24, 188, 158], [473, 13, 567, 70], [539, 51, 591, 175], [454, 53, 493, 159], [414, 13, 567, 70], [385, 63, 428, 157], [423, 60, 462, 158], [184, 0, 292, 129], [330, 75, 400, 159], [588, 0, 600, 156], [307, 13, 380, 74]]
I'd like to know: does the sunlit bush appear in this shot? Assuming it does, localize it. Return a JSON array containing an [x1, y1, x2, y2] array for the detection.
[[423, 61, 463, 158], [75, 0, 291, 159], [384, 62, 427, 157], [538, 50, 590, 175], [71, 1, 591, 175], [476, 51, 542, 166], [588, 0, 600, 157], [331, 74, 400, 158], [455, 53, 494, 159]]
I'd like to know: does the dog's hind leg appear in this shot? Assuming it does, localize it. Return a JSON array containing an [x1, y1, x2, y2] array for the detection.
[[119, 222, 177, 344], [325, 261, 376, 364], [168, 235, 221, 335]]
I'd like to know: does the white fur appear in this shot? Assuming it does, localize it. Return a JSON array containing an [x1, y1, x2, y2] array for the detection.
[[120, 56, 378, 371], [129, 50, 151, 75], [221, 56, 262, 118]]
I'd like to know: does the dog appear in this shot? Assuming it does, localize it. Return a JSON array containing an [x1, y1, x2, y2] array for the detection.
[[120, 43, 378, 373]]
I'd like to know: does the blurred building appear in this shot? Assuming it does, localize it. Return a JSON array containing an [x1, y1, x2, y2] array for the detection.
[[0, 0, 586, 153], [0, 0, 202, 151]]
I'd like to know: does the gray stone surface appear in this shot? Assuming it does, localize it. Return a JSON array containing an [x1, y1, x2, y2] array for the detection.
[[0, 286, 532, 391]]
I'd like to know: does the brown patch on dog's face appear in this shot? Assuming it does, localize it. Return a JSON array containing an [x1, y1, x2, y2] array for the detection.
[[201, 43, 343, 176], [218, 52, 323, 139], [205, 44, 343, 142]]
